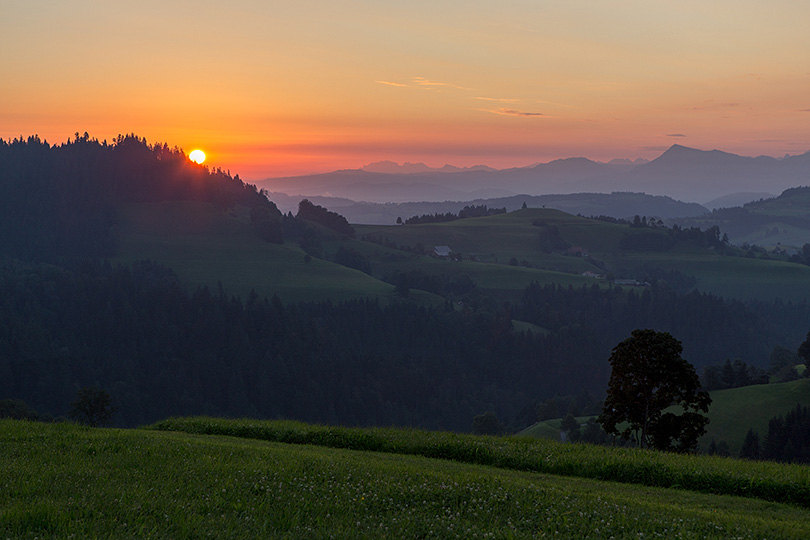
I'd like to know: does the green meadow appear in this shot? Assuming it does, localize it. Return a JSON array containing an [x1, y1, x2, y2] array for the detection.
[[3, 418, 810, 539]]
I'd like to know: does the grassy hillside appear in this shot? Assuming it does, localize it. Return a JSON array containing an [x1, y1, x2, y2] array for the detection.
[[4, 419, 810, 539], [112, 201, 426, 303], [518, 415, 593, 441], [357, 208, 810, 301], [701, 378, 810, 454]]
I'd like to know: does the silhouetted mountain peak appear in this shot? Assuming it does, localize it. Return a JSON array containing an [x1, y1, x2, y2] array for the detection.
[[644, 145, 753, 171]]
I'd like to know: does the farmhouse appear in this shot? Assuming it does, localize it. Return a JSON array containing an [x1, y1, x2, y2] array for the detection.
[[582, 271, 604, 279], [433, 246, 452, 258]]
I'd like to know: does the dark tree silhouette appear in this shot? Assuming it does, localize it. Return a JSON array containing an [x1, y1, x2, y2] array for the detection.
[[472, 411, 504, 435], [598, 329, 711, 452], [797, 330, 810, 372], [296, 199, 354, 236], [69, 387, 115, 427], [0, 399, 39, 420], [560, 413, 581, 442], [739, 428, 761, 460], [762, 404, 810, 463]]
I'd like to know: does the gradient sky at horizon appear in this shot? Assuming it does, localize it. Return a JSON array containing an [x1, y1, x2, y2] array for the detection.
[[2, 0, 809, 179]]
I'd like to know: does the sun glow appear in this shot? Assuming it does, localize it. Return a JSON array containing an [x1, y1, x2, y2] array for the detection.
[[189, 149, 206, 164]]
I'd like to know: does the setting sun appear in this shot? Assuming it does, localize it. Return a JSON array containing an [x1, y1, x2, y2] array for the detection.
[[189, 149, 206, 164]]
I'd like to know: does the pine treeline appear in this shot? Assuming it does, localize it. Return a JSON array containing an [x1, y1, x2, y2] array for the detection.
[[404, 205, 506, 225], [762, 405, 810, 463], [737, 406, 810, 464], [0, 134, 282, 261]]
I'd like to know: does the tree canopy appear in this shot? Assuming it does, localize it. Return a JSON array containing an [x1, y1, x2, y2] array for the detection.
[[598, 329, 711, 452], [797, 330, 810, 371], [69, 387, 115, 427]]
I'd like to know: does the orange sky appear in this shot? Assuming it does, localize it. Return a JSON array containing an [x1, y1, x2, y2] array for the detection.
[[2, 1, 810, 179]]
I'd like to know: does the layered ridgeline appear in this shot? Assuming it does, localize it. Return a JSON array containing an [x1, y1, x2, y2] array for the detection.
[[3, 134, 810, 434], [264, 190, 710, 226]]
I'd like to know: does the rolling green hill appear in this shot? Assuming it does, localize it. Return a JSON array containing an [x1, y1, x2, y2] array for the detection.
[[3, 418, 810, 539], [701, 378, 810, 454], [356, 208, 810, 301], [112, 201, 435, 304], [518, 415, 592, 441]]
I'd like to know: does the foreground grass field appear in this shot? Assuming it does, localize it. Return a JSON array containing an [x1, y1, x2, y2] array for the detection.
[[3, 419, 810, 539]]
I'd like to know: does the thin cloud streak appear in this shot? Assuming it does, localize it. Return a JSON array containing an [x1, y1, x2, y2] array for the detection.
[[375, 80, 408, 87], [666, 133, 686, 137], [482, 108, 544, 117], [474, 96, 519, 103], [412, 77, 470, 90]]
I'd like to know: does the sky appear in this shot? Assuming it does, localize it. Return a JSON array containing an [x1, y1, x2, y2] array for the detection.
[[2, 0, 810, 179]]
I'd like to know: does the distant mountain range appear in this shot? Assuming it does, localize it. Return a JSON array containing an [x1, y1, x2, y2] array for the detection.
[[256, 145, 810, 205], [361, 161, 497, 174]]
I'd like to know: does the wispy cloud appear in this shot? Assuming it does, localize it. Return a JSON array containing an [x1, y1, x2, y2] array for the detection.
[[375, 80, 408, 87], [665, 133, 686, 137], [689, 101, 740, 111], [800, 109, 810, 112], [412, 77, 470, 90], [474, 96, 519, 103], [375, 77, 471, 91], [484, 108, 544, 117]]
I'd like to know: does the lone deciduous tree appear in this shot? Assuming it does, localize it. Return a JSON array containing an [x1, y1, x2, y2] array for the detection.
[[69, 387, 115, 427], [598, 329, 711, 452]]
